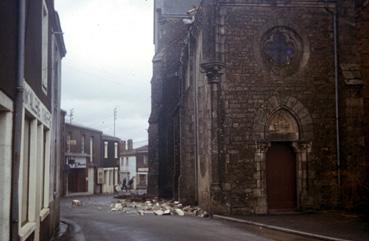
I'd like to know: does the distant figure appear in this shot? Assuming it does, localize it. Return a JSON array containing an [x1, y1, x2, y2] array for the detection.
[[121, 178, 128, 192], [128, 177, 135, 190]]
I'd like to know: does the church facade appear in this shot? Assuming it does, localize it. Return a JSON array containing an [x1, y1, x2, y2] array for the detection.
[[148, 0, 369, 215]]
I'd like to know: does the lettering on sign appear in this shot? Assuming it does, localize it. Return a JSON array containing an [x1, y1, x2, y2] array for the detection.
[[23, 82, 51, 127]]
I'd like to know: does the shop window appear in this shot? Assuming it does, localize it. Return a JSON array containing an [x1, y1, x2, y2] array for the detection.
[[41, 127, 50, 210], [21, 117, 31, 225]]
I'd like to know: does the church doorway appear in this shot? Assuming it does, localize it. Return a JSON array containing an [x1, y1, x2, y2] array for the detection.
[[266, 142, 297, 212]]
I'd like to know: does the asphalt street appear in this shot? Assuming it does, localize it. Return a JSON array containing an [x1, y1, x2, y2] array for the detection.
[[60, 195, 321, 241]]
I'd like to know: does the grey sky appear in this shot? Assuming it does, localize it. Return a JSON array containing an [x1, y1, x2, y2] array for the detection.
[[56, 0, 154, 146]]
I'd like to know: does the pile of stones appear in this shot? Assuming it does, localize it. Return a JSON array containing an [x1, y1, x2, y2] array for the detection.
[[110, 198, 209, 218]]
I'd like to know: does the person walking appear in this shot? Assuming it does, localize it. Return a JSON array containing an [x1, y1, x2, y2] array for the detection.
[[128, 177, 135, 190], [121, 178, 128, 192]]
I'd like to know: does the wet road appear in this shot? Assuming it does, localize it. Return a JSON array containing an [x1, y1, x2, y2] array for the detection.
[[60, 195, 320, 241]]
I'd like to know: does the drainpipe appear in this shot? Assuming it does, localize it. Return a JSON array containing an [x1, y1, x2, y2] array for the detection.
[[325, 1, 342, 192], [11, 0, 26, 240]]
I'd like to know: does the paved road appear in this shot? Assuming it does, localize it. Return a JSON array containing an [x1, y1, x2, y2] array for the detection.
[[60, 195, 320, 241]]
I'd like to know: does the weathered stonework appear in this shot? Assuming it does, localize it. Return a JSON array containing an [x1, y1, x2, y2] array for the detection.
[[150, 0, 369, 215]]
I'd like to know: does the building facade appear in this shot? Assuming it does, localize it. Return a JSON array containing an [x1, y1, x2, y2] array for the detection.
[[0, 0, 66, 240], [120, 141, 149, 193], [63, 123, 102, 196], [149, 0, 369, 215], [101, 135, 121, 193]]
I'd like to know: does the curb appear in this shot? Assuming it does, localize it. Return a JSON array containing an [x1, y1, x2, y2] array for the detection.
[[213, 215, 352, 241], [59, 218, 86, 241]]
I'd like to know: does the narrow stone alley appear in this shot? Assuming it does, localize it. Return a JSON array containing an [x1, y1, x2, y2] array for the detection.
[[59, 195, 321, 241]]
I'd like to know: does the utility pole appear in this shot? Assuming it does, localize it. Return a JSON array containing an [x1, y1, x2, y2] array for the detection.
[[69, 108, 74, 124], [113, 107, 117, 137]]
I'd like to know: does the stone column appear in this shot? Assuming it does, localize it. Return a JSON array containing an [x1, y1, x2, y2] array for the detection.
[[254, 142, 269, 214], [293, 142, 312, 208], [200, 61, 224, 213]]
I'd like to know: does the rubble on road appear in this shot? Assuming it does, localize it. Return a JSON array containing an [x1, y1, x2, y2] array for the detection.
[[110, 198, 210, 218]]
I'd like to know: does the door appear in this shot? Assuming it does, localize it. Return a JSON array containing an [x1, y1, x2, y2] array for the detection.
[[68, 169, 88, 193], [266, 142, 297, 211]]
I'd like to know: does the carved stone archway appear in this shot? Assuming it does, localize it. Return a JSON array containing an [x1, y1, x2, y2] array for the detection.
[[253, 96, 313, 214]]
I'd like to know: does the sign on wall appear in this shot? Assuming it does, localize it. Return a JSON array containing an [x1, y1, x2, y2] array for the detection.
[[67, 157, 86, 168], [23, 82, 51, 128]]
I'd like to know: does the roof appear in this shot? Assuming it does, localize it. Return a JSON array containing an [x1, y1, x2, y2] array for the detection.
[[135, 145, 148, 152], [65, 123, 103, 134], [102, 134, 121, 141], [157, 0, 201, 15], [53, 11, 67, 57], [121, 145, 148, 156]]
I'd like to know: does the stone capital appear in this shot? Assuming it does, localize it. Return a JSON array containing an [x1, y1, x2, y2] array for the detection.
[[200, 61, 225, 84]]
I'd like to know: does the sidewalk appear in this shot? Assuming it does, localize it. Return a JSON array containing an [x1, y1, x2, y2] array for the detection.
[[215, 211, 369, 241]]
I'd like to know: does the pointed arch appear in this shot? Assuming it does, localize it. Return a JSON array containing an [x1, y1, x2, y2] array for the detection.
[[253, 96, 313, 141], [265, 108, 299, 141]]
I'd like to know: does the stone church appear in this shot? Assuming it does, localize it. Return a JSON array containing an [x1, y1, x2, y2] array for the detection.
[[148, 0, 369, 215]]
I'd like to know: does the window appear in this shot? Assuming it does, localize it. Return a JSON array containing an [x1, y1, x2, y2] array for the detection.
[[90, 137, 94, 162], [109, 170, 113, 185], [104, 141, 108, 158], [38, 125, 45, 210], [67, 134, 71, 153], [0, 94, 13, 241], [138, 174, 147, 186], [114, 142, 118, 158], [41, 1, 48, 94], [21, 117, 31, 225], [41, 128, 50, 211], [143, 155, 148, 166], [81, 135, 85, 153]]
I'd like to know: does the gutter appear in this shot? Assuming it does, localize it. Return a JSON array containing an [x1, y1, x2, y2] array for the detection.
[[11, 0, 26, 240], [325, 1, 342, 192]]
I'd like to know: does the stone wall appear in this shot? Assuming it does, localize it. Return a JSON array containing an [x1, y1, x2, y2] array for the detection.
[[150, 0, 369, 214], [220, 3, 339, 213], [149, 15, 189, 198], [356, 0, 369, 212]]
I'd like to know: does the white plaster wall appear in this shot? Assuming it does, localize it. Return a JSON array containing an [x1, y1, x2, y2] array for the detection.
[[0, 110, 13, 241], [88, 168, 94, 194], [128, 156, 137, 189], [102, 168, 119, 193]]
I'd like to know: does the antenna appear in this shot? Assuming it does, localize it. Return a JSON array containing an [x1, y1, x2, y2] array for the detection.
[[113, 107, 118, 137], [69, 108, 74, 124]]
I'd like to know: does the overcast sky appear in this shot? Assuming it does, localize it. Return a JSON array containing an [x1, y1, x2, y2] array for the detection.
[[55, 0, 153, 147]]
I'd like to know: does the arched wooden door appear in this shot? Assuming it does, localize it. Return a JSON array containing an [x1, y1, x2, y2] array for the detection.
[[266, 142, 297, 212]]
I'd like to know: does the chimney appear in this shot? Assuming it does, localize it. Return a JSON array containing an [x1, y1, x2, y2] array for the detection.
[[127, 139, 133, 150], [121, 141, 126, 152]]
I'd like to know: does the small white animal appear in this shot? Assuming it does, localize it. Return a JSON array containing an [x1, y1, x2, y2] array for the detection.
[[72, 199, 81, 207]]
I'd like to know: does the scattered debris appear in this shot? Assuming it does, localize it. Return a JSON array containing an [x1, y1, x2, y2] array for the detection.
[[111, 203, 124, 211], [154, 210, 164, 216], [175, 208, 185, 216], [72, 200, 81, 207], [110, 197, 210, 218]]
